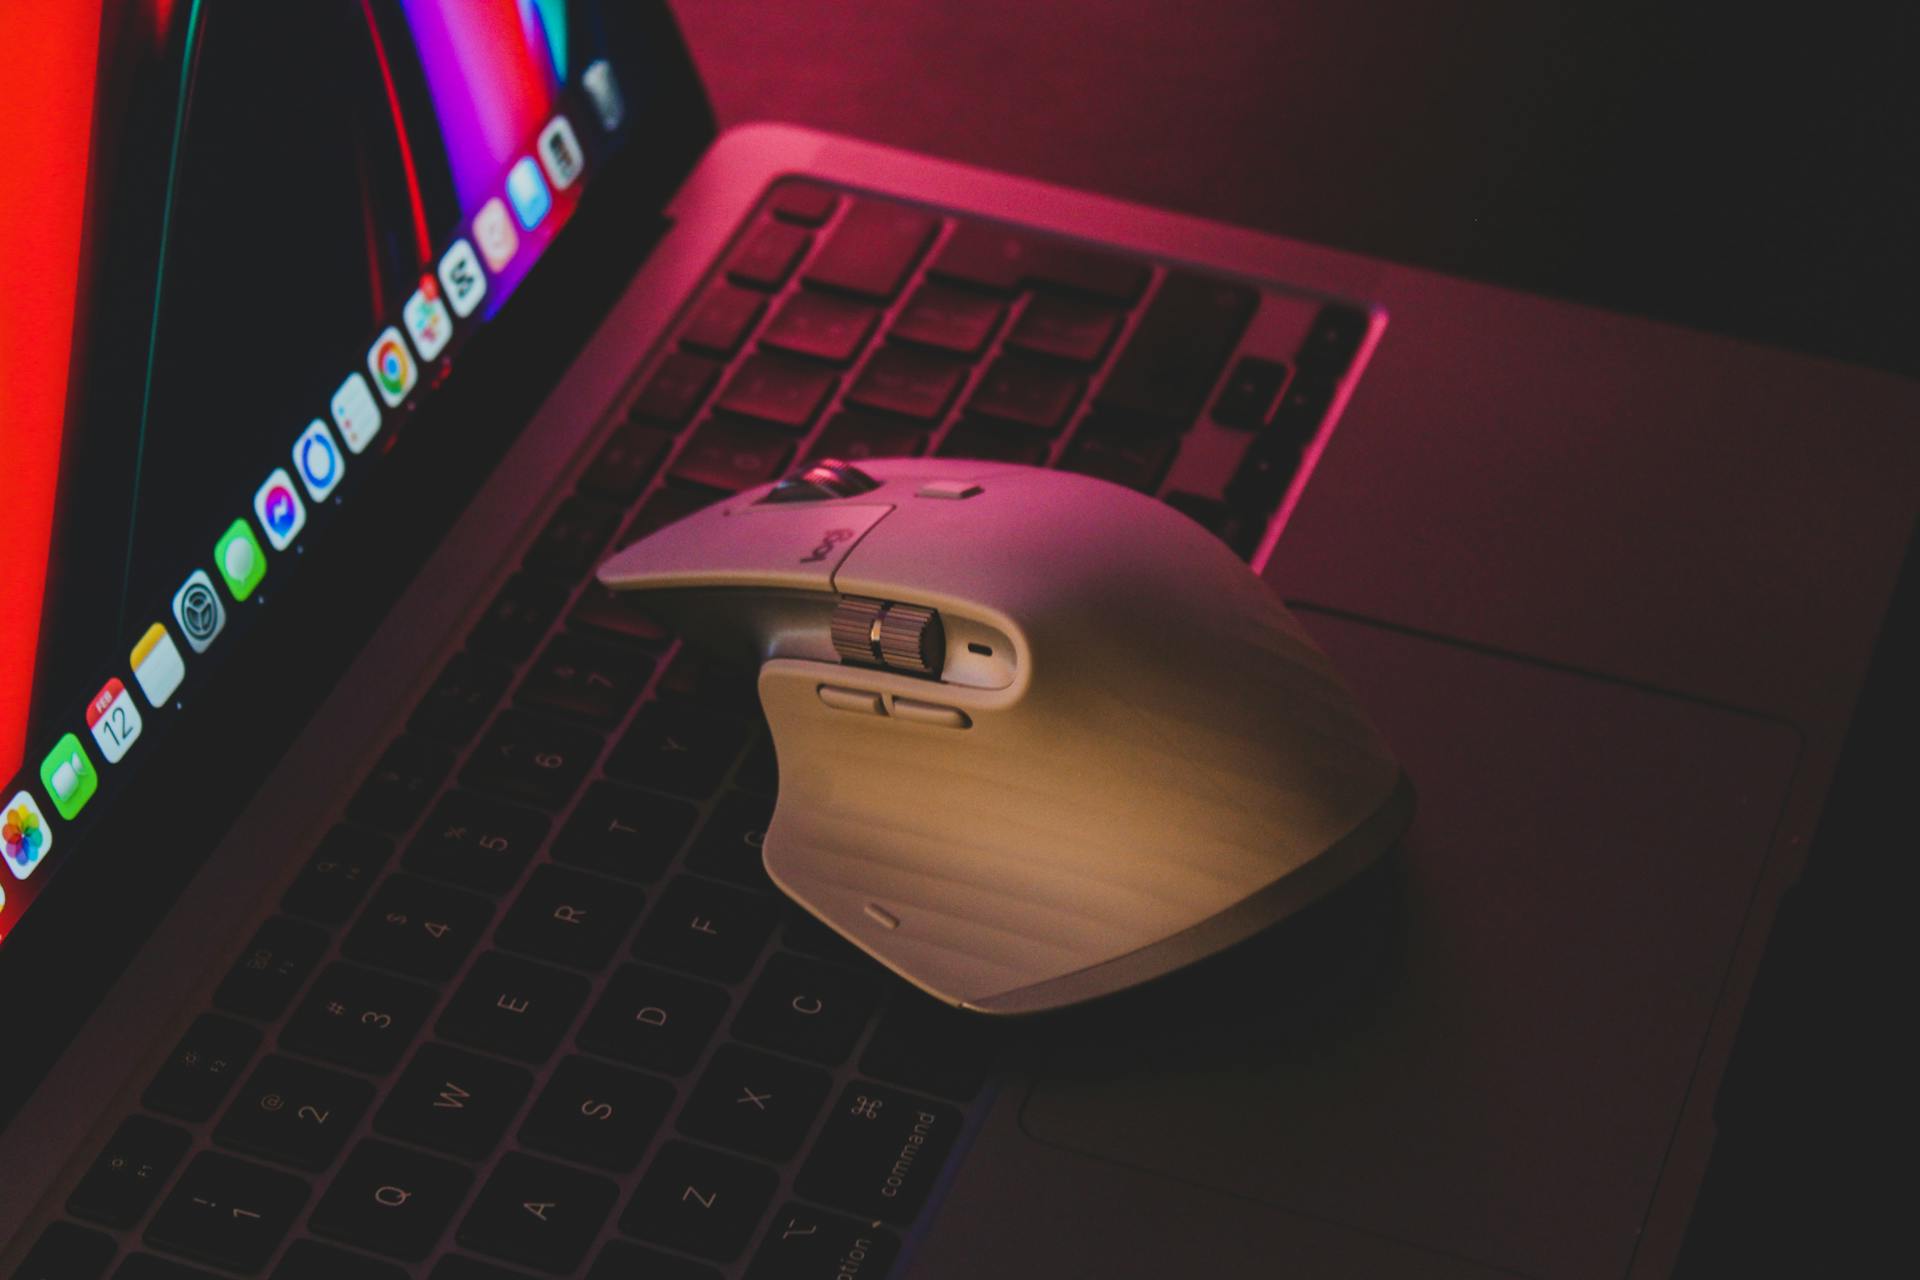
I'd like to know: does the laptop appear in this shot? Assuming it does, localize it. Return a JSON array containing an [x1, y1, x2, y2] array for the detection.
[[3, 4, 1915, 1277]]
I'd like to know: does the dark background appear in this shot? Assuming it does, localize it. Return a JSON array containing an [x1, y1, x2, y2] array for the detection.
[[665, 1, 1915, 1271]]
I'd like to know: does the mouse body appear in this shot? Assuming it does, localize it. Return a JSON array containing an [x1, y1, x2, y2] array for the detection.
[[598, 459, 1412, 1013]]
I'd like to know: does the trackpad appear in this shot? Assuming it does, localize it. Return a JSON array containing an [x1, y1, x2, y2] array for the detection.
[[1020, 614, 1798, 1280]]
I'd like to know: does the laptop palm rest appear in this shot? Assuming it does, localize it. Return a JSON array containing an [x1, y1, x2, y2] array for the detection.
[[1015, 613, 1798, 1278]]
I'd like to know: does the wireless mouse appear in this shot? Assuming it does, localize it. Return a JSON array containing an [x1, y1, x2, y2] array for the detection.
[[598, 459, 1414, 1013]]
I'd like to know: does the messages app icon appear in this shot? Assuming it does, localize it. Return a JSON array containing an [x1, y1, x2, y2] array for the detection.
[[215, 520, 268, 602]]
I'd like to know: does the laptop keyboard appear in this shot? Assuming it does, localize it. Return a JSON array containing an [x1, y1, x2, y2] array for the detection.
[[13, 179, 1369, 1279]]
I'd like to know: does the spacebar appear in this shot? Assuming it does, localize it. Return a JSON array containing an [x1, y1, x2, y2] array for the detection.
[[1096, 271, 1258, 423]]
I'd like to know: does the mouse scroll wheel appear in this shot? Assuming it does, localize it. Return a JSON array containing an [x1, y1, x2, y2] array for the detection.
[[760, 459, 881, 503], [831, 597, 945, 678]]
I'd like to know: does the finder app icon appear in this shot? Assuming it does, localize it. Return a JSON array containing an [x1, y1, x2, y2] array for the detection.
[[253, 468, 307, 551], [171, 570, 226, 653], [506, 157, 552, 230]]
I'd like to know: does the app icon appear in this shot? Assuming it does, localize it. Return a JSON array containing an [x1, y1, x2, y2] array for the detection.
[[367, 327, 416, 407], [538, 116, 583, 190], [130, 623, 186, 706], [253, 468, 307, 551], [473, 197, 518, 272], [3, 791, 51, 879], [39, 734, 97, 822], [582, 60, 625, 131], [402, 277, 452, 361], [86, 677, 143, 764], [215, 519, 268, 602], [171, 570, 226, 653], [506, 157, 552, 230], [331, 372, 383, 454], [438, 239, 487, 318], [293, 420, 346, 502]]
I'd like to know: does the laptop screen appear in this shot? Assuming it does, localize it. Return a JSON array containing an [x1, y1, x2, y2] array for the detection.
[[0, 1, 651, 947]]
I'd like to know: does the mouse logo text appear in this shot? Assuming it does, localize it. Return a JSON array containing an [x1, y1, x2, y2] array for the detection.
[[801, 527, 858, 563]]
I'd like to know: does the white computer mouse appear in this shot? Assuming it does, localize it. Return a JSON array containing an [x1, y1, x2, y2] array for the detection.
[[598, 459, 1413, 1013]]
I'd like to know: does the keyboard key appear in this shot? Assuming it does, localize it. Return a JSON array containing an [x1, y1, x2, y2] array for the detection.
[[459, 1153, 619, 1274], [1269, 372, 1337, 444], [937, 422, 1049, 465], [463, 710, 603, 810], [213, 915, 328, 1021], [348, 735, 453, 834], [727, 220, 810, 290], [15, 1222, 117, 1280], [604, 699, 751, 799], [145, 1152, 308, 1273], [555, 782, 698, 884], [1224, 428, 1302, 516], [736, 728, 778, 796], [1060, 429, 1179, 494], [634, 876, 779, 982], [860, 997, 1000, 1101], [802, 413, 925, 466], [714, 355, 837, 432], [734, 952, 881, 1066], [375, 1042, 532, 1160], [214, 1056, 374, 1172], [411, 653, 513, 748], [521, 1056, 674, 1172], [469, 575, 567, 663], [427, 1259, 526, 1280], [524, 495, 621, 581], [1210, 355, 1290, 428], [632, 351, 724, 425], [761, 291, 879, 364], [68, 1116, 190, 1228], [283, 826, 390, 926], [272, 1240, 409, 1280], [309, 1141, 471, 1262], [677, 1045, 831, 1163], [569, 580, 675, 648], [966, 356, 1083, 433], [282, 964, 438, 1075], [745, 1203, 901, 1280], [767, 180, 839, 226], [517, 633, 653, 726], [438, 951, 588, 1063], [1007, 294, 1123, 363], [497, 864, 646, 970], [590, 1243, 723, 1280], [580, 421, 676, 502], [797, 1083, 962, 1224], [1165, 492, 1265, 560], [344, 875, 492, 982], [580, 964, 730, 1075], [670, 417, 797, 494], [1296, 303, 1371, 373], [656, 649, 760, 715], [891, 282, 1004, 356], [685, 791, 775, 888], [110, 1257, 218, 1280], [930, 223, 1148, 302], [405, 790, 548, 895], [1096, 271, 1258, 423], [803, 200, 936, 301], [846, 347, 968, 422], [680, 283, 768, 358], [143, 1016, 258, 1122], [779, 906, 871, 969], [622, 1141, 776, 1262]]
